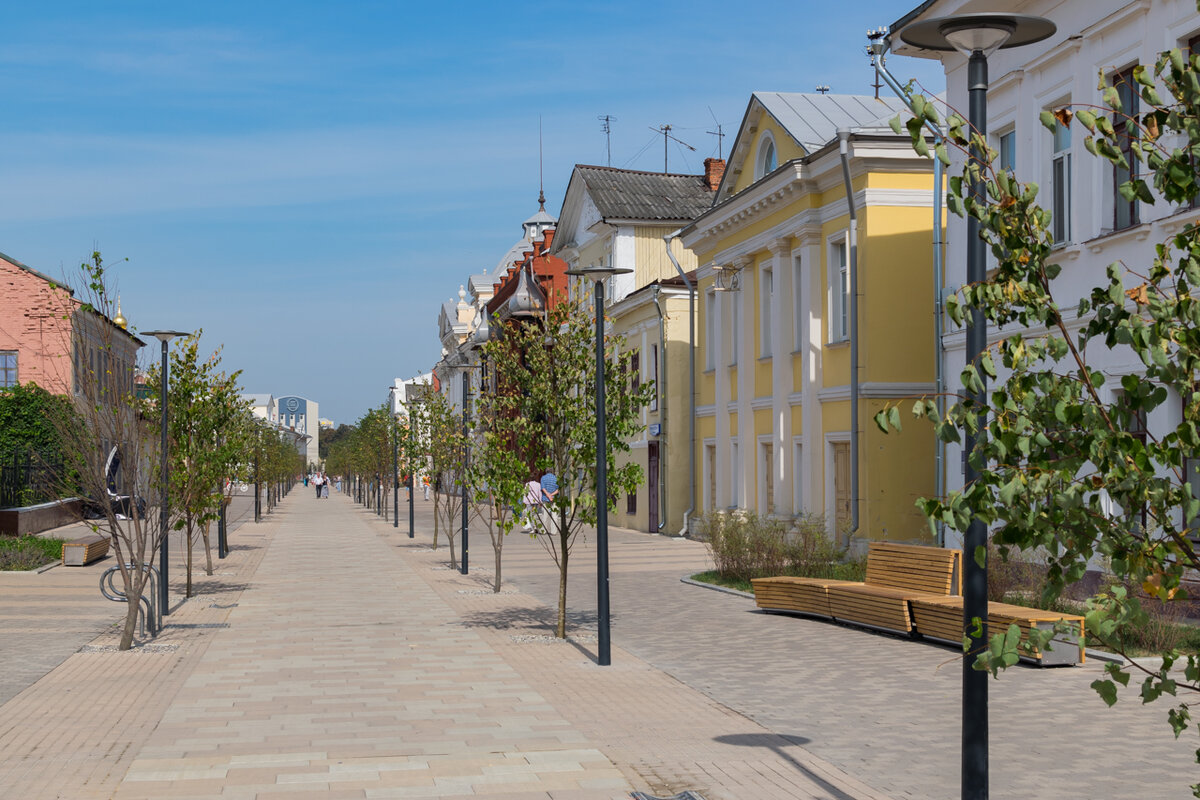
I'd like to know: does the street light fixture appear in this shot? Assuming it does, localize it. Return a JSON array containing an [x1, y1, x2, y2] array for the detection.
[[142, 329, 189, 618], [388, 386, 400, 528], [899, 14, 1055, 800], [565, 260, 632, 667]]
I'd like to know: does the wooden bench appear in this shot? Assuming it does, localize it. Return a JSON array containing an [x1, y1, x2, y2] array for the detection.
[[909, 595, 1086, 666], [62, 534, 110, 566], [752, 542, 962, 632]]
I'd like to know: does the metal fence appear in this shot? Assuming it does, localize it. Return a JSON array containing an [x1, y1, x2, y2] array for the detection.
[[0, 452, 65, 509]]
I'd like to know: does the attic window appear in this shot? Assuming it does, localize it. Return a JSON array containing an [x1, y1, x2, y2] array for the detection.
[[756, 132, 777, 179]]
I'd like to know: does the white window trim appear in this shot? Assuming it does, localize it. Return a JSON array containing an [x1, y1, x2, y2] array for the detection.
[[704, 289, 716, 371], [1048, 101, 1072, 245], [792, 254, 804, 353], [824, 431, 851, 539], [757, 434, 775, 515], [730, 439, 741, 509], [755, 130, 778, 180], [703, 438, 717, 511], [827, 234, 849, 344], [792, 436, 805, 514]]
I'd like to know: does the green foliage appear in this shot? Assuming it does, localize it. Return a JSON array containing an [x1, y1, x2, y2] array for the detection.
[[483, 295, 656, 637], [0, 383, 80, 461], [0, 535, 64, 570], [698, 511, 858, 583], [318, 424, 355, 460], [878, 26, 1200, 790]]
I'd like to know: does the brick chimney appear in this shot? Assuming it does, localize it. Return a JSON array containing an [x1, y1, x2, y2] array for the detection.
[[703, 157, 726, 192]]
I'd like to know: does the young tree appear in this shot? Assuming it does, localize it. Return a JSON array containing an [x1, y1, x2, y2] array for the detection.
[[485, 297, 654, 638], [147, 333, 247, 596], [466, 363, 530, 592], [414, 390, 467, 565], [878, 29, 1200, 791], [53, 252, 163, 650]]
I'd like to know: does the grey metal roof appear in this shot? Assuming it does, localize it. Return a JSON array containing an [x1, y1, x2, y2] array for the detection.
[[494, 236, 531, 274], [575, 165, 713, 223], [754, 93, 910, 153]]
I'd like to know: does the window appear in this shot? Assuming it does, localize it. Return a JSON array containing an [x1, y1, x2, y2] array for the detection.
[[1051, 117, 1071, 243], [630, 349, 640, 394], [998, 129, 1016, 173], [1112, 67, 1140, 230], [705, 443, 717, 510], [704, 290, 716, 370], [626, 490, 637, 515], [756, 134, 778, 179], [760, 265, 773, 357], [792, 256, 804, 352], [830, 239, 849, 342], [760, 441, 775, 515], [1117, 389, 1149, 529], [0, 351, 15, 387], [649, 344, 658, 411]]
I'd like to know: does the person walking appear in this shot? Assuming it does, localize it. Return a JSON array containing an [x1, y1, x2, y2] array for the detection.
[[423, 474, 431, 501], [314, 473, 323, 499], [538, 471, 558, 529], [522, 477, 541, 532]]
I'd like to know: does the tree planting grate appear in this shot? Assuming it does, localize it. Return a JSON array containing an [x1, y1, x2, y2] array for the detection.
[[631, 793, 707, 800]]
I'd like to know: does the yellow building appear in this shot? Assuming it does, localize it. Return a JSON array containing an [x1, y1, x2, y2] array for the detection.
[[679, 92, 939, 544], [551, 163, 722, 534]]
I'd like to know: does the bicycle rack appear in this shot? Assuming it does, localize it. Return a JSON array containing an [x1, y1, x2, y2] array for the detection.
[[100, 562, 161, 638]]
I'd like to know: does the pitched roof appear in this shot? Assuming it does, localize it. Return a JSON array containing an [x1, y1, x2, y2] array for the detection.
[[573, 165, 713, 223], [754, 92, 910, 153]]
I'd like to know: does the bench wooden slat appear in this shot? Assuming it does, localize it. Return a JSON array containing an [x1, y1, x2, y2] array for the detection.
[[62, 534, 110, 566]]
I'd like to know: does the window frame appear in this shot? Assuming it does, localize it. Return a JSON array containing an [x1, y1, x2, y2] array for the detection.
[[828, 236, 849, 343], [1050, 108, 1072, 244], [759, 263, 773, 358], [1111, 66, 1141, 231], [0, 351, 16, 388], [755, 131, 778, 179]]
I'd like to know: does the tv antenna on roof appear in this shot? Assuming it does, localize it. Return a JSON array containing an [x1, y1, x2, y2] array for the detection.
[[652, 124, 695, 173], [706, 106, 726, 160], [598, 115, 616, 167], [815, 84, 831, 94]]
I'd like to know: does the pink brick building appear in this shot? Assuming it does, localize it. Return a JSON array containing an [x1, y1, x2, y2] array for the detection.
[[0, 252, 142, 397]]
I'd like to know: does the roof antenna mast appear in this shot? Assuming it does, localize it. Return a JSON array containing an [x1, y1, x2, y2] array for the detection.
[[652, 124, 696, 173], [598, 114, 616, 167], [706, 106, 725, 160], [538, 116, 546, 210]]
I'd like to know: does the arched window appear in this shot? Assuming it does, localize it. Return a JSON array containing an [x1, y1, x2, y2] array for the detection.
[[756, 133, 777, 179]]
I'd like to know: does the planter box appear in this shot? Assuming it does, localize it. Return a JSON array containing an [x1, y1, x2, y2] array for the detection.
[[0, 498, 81, 536]]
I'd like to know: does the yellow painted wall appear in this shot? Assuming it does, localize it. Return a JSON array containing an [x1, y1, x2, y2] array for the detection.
[[634, 227, 697, 286]]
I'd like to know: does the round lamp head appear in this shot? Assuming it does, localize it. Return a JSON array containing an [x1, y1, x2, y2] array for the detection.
[[899, 13, 1055, 58]]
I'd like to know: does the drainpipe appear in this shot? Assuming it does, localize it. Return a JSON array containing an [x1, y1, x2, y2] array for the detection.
[[838, 130, 860, 539], [653, 283, 667, 531], [663, 230, 695, 537], [870, 34, 947, 545]]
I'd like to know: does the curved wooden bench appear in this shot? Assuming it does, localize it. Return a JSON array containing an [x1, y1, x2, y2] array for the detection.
[[750, 576, 861, 618], [909, 595, 1085, 666], [752, 542, 962, 631]]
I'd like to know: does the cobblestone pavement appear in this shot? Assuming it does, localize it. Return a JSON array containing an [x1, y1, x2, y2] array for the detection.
[[0, 494, 258, 706], [2, 488, 1197, 798], [441, 502, 1199, 800]]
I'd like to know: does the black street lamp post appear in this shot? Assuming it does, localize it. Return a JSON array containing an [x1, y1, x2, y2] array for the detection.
[[566, 262, 631, 667], [899, 14, 1054, 800], [388, 386, 399, 528], [460, 370, 469, 575], [142, 330, 188, 618]]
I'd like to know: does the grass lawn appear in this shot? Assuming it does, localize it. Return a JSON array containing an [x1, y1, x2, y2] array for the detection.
[[0, 536, 63, 571]]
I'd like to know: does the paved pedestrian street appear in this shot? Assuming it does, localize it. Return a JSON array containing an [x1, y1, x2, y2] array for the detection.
[[0, 488, 1196, 798]]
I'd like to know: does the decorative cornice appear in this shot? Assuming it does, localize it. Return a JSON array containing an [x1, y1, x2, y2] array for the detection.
[[816, 382, 937, 402]]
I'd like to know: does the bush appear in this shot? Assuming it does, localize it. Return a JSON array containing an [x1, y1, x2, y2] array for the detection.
[[698, 511, 859, 582], [0, 535, 64, 570]]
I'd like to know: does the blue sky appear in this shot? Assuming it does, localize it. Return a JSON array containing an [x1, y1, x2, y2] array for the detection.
[[0, 1, 944, 424]]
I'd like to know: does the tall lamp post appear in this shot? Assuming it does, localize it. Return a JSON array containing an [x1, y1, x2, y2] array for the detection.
[[899, 15, 1054, 800], [142, 330, 188, 618], [388, 386, 399, 528], [457, 310, 491, 575], [566, 261, 631, 667]]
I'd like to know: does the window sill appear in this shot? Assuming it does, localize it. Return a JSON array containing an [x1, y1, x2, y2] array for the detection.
[[825, 338, 849, 349], [1084, 222, 1152, 254], [757, 354, 773, 362]]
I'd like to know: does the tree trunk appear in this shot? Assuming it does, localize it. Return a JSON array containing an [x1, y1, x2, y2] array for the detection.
[[202, 519, 214, 576], [186, 521, 194, 598], [432, 494, 440, 549], [556, 541, 568, 639], [117, 567, 147, 651], [493, 543, 502, 593]]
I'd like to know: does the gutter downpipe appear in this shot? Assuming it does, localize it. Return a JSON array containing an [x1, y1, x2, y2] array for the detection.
[[837, 129, 860, 539], [663, 230, 695, 537], [871, 41, 947, 546], [653, 284, 667, 531]]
